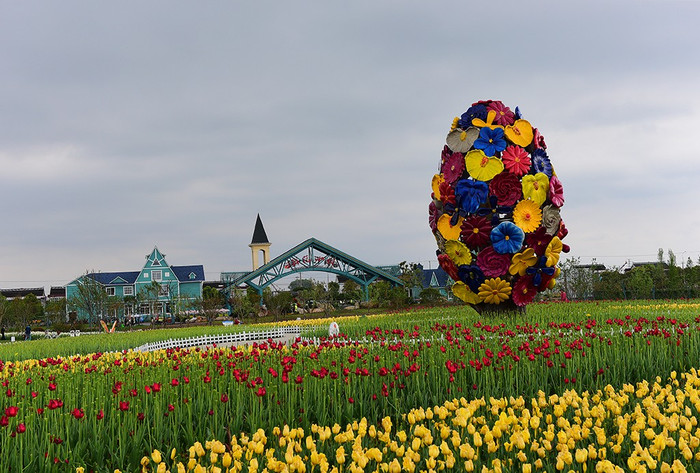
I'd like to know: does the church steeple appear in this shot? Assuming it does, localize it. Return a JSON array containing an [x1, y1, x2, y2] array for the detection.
[[249, 214, 271, 270]]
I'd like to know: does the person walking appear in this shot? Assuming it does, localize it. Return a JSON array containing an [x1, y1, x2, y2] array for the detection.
[[1, 326, 5, 340], [24, 325, 31, 341]]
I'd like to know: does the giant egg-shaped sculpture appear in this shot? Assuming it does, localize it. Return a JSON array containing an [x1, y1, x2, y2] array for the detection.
[[429, 100, 569, 311]]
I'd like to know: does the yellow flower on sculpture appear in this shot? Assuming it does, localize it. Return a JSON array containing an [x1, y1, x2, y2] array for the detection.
[[465, 149, 504, 181], [451, 281, 481, 304], [505, 119, 534, 147], [431, 174, 444, 200], [509, 248, 538, 276], [437, 214, 463, 241], [478, 277, 512, 304], [545, 237, 563, 267], [512, 199, 542, 233], [522, 173, 549, 206], [445, 240, 472, 266]]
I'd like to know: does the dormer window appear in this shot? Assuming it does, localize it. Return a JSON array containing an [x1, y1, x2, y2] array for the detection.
[[189, 272, 196, 280]]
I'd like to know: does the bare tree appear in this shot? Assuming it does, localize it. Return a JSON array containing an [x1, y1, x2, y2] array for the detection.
[[67, 272, 108, 326]]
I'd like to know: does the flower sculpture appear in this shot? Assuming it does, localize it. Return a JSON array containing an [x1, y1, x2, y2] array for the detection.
[[430, 99, 569, 310]]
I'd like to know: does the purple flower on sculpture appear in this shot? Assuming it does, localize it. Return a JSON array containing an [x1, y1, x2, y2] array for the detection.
[[549, 175, 564, 207], [476, 195, 513, 226], [458, 264, 485, 292], [428, 201, 439, 232], [514, 106, 523, 120], [476, 246, 511, 277], [454, 179, 489, 214], [441, 150, 465, 184], [531, 149, 553, 177], [487, 101, 515, 126], [473, 127, 507, 157], [459, 104, 488, 129]]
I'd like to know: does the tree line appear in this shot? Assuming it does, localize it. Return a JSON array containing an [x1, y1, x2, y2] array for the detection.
[[559, 249, 700, 301]]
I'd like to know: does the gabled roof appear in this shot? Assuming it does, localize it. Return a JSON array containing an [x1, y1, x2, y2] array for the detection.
[[251, 214, 270, 245], [87, 271, 140, 285], [422, 267, 451, 288], [171, 265, 205, 282], [48, 286, 66, 298]]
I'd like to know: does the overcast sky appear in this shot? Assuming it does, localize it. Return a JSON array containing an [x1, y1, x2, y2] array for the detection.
[[1, 1, 699, 289]]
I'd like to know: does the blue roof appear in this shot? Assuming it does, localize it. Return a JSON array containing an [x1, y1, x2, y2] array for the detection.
[[87, 271, 139, 285], [172, 265, 205, 282], [422, 267, 451, 288]]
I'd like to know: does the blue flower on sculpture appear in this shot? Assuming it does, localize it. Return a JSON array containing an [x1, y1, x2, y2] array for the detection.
[[490, 221, 524, 254], [526, 256, 556, 287], [476, 195, 513, 226], [458, 264, 485, 292], [531, 149, 553, 177], [473, 127, 507, 157], [454, 179, 489, 214], [458, 104, 488, 129]]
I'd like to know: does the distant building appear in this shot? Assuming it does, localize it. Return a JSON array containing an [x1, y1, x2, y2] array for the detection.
[[65, 247, 205, 320], [0, 288, 45, 302]]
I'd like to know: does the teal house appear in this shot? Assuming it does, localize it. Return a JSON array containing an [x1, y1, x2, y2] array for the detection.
[[65, 247, 205, 321]]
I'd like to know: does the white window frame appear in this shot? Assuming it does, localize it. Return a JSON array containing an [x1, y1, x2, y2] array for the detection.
[[152, 270, 162, 281], [123, 286, 134, 296], [159, 284, 170, 297], [105, 287, 116, 296]]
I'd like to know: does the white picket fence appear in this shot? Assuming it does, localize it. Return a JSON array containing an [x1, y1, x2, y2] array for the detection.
[[134, 326, 302, 352]]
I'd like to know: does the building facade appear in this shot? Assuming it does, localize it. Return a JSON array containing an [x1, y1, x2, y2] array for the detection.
[[65, 247, 205, 321]]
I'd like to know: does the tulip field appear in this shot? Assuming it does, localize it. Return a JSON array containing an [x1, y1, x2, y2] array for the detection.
[[2, 301, 700, 472]]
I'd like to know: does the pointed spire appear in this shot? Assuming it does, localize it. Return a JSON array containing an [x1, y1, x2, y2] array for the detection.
[[251, 214, 270, 245]]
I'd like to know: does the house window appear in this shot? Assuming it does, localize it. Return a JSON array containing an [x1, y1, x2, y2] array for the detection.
[[189, 272, 196, 280], [165, 271, 170, 278], [139, 303, 150, 315], [123, 286, 134, 296], [152, 259, 160, 266], [105, 287, 116, 296], [143, 272, 149, 279], [159, 285, 169, 297], [152, 270, 162, 281]]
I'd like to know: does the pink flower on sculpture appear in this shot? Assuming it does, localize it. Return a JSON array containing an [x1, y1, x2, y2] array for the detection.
[[476, 246, 511, 277], [533, 128, 547, 150], [501, 146, 531, 176], [487, 101, 515, 126], [512, 276, 537, 306], [489, 172, 522, 207], [549, 175, 564, 207], [441, 150, 465, 184]]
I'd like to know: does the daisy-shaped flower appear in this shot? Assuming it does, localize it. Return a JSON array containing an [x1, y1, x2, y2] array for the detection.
[[487, 101, 515, 126], [512, 276, 537, 307], [437, 214, 463, 241], [509, 247, 538, 276], [460, 215, 491, 248], [445, 240, 472, 266], [504, 119, 534, 147], [549, 175, 565, 208], [501, 146, 531, 176], [465, 149, 504, 182], [458, 264, 485, 292], [446, 127, 479, 153], [490, 221, 524, 254], [478, 277, 512, 305], [428, 201, 439, 233], [522, 173, 550, 206], [513, 199, 543, 233], [545, 236, 563, 267], [451, 281, 481, 304], [473, 127, 507, 157], [531, 149, 553, 177]]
